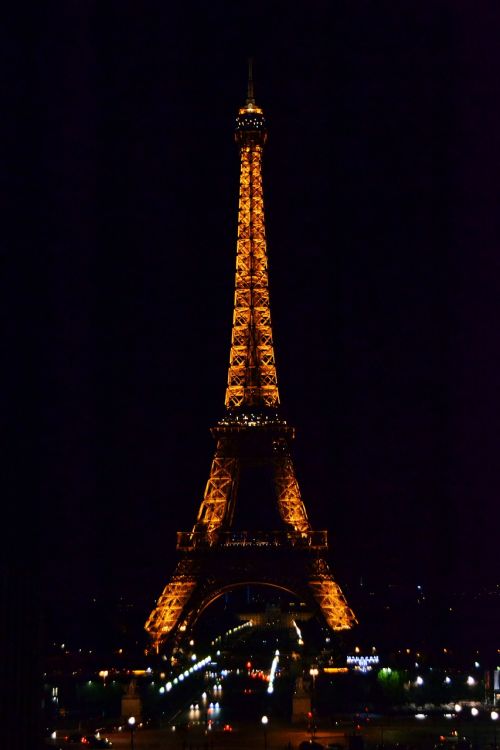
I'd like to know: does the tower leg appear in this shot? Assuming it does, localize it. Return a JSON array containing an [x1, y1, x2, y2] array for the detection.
[[307, 558, 357, 630], [145, 560, 198, 649]]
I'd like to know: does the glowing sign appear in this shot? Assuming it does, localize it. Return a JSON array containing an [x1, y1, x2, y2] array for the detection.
[[346, 655, 380, 673], [324, 667, 349, 674]]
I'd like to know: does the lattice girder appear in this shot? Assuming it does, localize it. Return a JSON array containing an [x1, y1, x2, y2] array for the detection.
[[307, 559, 357, 630], [145, 560, 198, 649], [273, 445, 311, 534], [194, 443, 240, 535], [225, 140, 279, 410]]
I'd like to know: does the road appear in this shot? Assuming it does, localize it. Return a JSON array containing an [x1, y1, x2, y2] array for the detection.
[[93, 715, 500, 750]]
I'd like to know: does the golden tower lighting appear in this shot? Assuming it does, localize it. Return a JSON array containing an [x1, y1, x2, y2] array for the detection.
[[145, 63, 357, 652]]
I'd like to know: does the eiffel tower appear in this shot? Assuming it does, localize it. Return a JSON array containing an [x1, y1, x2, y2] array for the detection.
[[145, 64, 357, 653]]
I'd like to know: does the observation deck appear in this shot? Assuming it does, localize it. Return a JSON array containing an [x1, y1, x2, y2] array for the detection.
[[176, 529, 328, 551]]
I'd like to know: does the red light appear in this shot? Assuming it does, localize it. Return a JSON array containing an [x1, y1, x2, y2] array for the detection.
[[246, 662, 252, 669]]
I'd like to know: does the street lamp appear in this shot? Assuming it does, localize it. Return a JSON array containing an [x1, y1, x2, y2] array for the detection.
[[310, 667, 319, 707], [492, 710, 499, 750], [261, 715, 269, 750], [471, 707, 479, 750], [309, 667, 319, 737], [309, 667, 319, 691], [128, 716, 136, 750]]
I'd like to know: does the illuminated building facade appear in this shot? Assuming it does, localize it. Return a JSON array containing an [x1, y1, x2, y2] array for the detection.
[[145, 65, 357, 652]]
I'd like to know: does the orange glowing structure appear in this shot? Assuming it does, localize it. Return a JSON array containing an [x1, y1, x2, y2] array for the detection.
[[145, 63, 356, 651]]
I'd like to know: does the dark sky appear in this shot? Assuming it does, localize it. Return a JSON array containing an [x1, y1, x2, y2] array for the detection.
[[4, 2, 499, 624]]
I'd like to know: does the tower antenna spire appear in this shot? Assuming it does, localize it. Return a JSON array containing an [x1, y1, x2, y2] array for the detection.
[[246, 57, 255, 105]]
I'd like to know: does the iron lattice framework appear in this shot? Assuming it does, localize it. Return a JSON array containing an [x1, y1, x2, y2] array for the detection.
[[145, 68, 357, 652]]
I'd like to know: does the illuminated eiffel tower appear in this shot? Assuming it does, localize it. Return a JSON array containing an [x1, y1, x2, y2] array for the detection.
[[145, 65, 357, 652]]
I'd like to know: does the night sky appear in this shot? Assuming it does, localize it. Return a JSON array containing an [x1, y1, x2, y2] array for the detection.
[[4, 2, 499, 632]]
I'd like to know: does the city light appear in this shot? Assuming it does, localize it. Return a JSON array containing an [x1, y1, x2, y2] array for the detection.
[[267, 651, 280, 694]]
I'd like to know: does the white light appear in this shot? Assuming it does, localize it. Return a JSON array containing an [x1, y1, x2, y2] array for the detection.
[[474, 661, 480, 668], [415, 714, 426, 720], [159, 687, 165, 694], [192, 654, 197, 661], [467, 676, 476, 686], [445, 676, 451, 684], [166, 681, 172, 691], [455, 704, 462, 713], [415, 676, 424, 686], [491, 711, 499, 721], [128, 716, 136, 726], [51, 732, 57, 740], [444, 714, 453, 719], [471, 708, 479, 717], [261, 715, 269, 725], [267, 685, 274, 694]]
